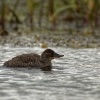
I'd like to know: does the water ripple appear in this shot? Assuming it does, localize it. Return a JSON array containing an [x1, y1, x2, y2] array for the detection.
[[0, 47, 100, 100]]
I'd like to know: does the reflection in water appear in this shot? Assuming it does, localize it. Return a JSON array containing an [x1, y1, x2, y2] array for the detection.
[[0, 46, 100, 100]]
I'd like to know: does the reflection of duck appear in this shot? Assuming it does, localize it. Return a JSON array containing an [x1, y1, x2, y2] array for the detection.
[[3, 49, 64, 71]]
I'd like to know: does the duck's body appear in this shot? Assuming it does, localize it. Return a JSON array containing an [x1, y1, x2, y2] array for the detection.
[[4, 53, 43, 68], [3, 49, 64, 71]]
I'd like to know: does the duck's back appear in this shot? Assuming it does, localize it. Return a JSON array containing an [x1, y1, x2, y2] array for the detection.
[[12, 53, 40, 62], [3, 53, 43, 68]]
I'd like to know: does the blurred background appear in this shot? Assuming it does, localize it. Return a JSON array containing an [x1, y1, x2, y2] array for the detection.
[[0, 0, 100, 48], [0, 1, 100, 100]]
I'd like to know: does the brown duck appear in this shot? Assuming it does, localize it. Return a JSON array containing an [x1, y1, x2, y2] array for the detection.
[[3, 49, 64, 71]]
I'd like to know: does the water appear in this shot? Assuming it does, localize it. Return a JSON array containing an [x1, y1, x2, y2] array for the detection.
[[0, 46, 100, 100]]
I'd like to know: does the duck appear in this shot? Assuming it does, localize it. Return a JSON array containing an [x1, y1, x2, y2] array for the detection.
[[3, 49, 64, 71]]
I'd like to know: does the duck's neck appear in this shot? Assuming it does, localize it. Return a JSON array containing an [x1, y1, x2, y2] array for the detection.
[[40, 58, 52, 71]]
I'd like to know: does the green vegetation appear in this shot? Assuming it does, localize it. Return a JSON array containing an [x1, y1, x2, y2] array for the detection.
[[0, 0, 100, 48], [0, 0, 100, 33]]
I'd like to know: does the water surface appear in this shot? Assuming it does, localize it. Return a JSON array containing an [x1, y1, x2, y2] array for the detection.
[[0, 46, 100, 100]]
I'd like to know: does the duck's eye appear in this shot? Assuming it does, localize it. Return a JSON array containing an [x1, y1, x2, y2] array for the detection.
[[52, 57, 54, 59], [45, 53, 51, 57]]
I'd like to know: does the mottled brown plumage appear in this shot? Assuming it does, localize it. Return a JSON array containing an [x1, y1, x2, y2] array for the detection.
[[3, 49, 64, 71]]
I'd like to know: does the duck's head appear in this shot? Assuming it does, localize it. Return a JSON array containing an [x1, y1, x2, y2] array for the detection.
[[40, 49, 64, 71], [41, 49, 64, 61]]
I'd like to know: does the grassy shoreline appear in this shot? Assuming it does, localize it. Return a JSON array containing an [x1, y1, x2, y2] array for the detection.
[[0, 31, 100, 48]]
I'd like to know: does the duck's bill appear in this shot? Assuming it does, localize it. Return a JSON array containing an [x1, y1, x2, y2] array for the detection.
[[54, 52, 64, 58]]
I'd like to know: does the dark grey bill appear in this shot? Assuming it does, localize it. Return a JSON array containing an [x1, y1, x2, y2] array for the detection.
[[53, 52, 64, 58]]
